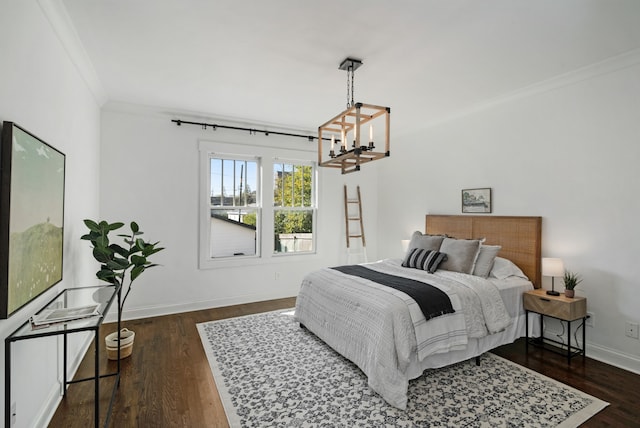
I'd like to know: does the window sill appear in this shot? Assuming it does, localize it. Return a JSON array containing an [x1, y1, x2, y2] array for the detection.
[[199, 251, 318, 270]]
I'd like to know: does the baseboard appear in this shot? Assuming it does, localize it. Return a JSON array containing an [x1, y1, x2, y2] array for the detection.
[[103, 291, 297, 323], [541, 326, 640, 376], [35, 384, 63, 428], [586, 342, 640, 375]]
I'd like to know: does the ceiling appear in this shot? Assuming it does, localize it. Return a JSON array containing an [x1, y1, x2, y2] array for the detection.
[[60, 0, 640, 134]]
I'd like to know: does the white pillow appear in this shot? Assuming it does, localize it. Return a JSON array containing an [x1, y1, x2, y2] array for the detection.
[[489, 257, 528, 280]]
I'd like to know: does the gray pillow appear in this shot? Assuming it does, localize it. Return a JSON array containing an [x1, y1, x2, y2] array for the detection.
[[406, 231, 445, 252], [438, 238, 481, 274], [472, 245, 501, 278]]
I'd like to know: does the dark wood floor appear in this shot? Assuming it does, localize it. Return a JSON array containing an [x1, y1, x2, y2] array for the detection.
[[49, 298, 640, 427], [492, 338, 640, 427]]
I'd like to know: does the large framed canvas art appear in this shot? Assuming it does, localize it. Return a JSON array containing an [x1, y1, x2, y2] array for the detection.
[[0, 122, 65, 318]]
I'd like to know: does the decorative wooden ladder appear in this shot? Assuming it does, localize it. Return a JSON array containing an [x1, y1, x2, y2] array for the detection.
[[344, 185, 367, 263]]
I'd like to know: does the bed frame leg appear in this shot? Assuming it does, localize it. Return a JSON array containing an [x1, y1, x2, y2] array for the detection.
[[475, 356, 481, 366], [299, 323, 306, 329]]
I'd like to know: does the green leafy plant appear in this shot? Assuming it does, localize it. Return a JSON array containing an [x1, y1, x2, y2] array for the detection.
[[563, 270, 582, 290], [81, 219, 164, 311]]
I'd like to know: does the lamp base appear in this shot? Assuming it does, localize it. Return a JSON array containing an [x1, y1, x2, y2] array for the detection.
[[546, 290, 560, 296]]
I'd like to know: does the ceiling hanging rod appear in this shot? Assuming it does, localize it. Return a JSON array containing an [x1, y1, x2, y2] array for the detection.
[[171, 119, 333, 142]]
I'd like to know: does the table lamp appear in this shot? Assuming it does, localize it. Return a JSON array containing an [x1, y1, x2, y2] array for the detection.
[[542, 257, 564, 296], [401, 239, 410, 253]]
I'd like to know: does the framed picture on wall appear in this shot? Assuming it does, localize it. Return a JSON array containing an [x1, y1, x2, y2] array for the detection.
[[0, 122, 65, 319], [462, 188, 491, 213]]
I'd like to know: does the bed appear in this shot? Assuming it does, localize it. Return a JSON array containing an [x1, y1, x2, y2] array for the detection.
[[294, 215, 542, 409]]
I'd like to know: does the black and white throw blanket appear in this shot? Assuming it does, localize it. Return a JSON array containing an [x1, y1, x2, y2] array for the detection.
[[331, 264, 455, 321]]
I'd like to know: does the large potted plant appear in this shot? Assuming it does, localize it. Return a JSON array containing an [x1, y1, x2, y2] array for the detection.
[[563, 270, 582, 298], [81, 219, 164, 359]]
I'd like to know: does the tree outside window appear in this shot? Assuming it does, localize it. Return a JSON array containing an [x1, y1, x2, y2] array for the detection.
[[273, 162, 315, 254]]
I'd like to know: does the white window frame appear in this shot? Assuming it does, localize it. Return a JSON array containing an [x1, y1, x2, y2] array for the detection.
[[199, 150, 261, 268], [199, 139, 319, 269]]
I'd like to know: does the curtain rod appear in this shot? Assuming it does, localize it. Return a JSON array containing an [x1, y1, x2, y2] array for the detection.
[[171, 119, 331, 142]]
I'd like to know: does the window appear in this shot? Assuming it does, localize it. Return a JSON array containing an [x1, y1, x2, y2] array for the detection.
[[273, 161, 315, 254], [199, 140, 317, 267], [208, 156, 260, 258]]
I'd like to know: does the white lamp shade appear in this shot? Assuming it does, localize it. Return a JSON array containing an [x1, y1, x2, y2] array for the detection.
[[542, 258, 564, 277], [401, 239, 410, 253]]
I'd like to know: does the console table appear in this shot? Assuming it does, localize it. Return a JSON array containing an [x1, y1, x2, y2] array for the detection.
[[5, 285, 122, 428]]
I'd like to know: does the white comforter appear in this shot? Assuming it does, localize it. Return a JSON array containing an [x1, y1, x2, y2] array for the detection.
[[294, 259, 512, 409]]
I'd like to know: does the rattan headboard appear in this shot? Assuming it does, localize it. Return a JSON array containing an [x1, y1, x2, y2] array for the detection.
[[425, 215, 542, 288]]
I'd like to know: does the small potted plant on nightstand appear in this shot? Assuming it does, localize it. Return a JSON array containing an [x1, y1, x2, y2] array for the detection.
[[563, 270, 582, 298]]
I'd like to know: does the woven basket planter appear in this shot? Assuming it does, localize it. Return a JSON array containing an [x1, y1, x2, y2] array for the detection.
[[105, 328, 135, 360]]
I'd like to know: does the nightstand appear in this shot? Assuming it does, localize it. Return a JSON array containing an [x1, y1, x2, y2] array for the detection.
[[524, 289, 587, 363]]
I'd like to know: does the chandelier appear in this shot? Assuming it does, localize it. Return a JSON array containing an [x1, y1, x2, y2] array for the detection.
[[318, 58, 391, 174]]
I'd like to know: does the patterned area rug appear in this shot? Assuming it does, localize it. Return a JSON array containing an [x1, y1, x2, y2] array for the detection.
[[197, 309, 608, 427]]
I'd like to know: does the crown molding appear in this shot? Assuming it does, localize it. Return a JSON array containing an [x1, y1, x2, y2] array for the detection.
[[424, 48, 640, 129], [38, 0, 108, 106], [103, 100, 316, 136]]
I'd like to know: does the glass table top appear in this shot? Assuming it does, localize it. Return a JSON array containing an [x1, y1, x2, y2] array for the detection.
[[7, 285, 120, 341]]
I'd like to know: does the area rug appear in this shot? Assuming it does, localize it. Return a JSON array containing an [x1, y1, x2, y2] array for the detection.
[[197, 309, 608, 427]]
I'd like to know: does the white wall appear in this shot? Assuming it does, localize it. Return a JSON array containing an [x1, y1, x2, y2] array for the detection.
[[0, 3, 102, 427], [8, 4, 637, 424], [99, 104, 379, 321], [377, 51, 640, 373]]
